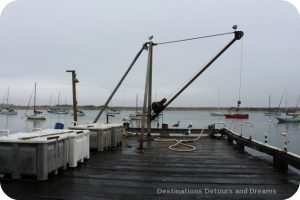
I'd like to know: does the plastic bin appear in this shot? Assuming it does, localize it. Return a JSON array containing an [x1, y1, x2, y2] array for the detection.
[[110, 124, 123, 147], [0, 129, 90, 180], [0, 130, 69, 181], [65, 130, 90, 167], [69, 124, 111, 152]]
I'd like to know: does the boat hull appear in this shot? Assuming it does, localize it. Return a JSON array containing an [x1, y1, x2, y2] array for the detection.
[[276, 117, 300, 123], [224, 114, 249, 119], [210, 112, 224, 116], [26, 114, 46, 120]]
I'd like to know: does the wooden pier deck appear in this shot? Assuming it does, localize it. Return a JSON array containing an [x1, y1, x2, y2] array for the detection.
[[1, 135, 299, 199]]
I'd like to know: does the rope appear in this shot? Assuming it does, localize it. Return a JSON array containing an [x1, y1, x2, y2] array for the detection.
[[154, 129, 204, 152], [156, 32, 234, 45], [239, 38, 244, 100]]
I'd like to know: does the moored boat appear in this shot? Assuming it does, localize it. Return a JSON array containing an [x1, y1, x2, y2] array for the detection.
[[210, 112, 225, 116], [276, 116, 300, 123], [25, 83, 47, 120], [224, 113, 249, 119], [26, 112, 47, 120]]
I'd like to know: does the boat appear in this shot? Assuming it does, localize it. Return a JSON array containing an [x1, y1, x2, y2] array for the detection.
[[276, 116, 300, 123], [71, 110, 85, 116], [210, 112, 224, 116], [276, 91, 300, 123], [225, 51, 249, 119], [224, 113, 249, 119], [264, 94, 281, 116], [47, 107, 55, 113], [106, 109, 120, 115], [50, 93, 69, 114], [210, 87, 225, 116], [0, 87, 18, 115], [1, 108, 18, 115], [25, 83, 46, 120]]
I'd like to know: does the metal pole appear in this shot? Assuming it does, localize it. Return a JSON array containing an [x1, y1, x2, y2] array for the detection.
[[139, 42, 151, 151], [151, 31, 244, 120], [93, 44, 147, 123], [66, 70, 78, 125], [147, 41, 153, 136], [34, 82, 36, 113]]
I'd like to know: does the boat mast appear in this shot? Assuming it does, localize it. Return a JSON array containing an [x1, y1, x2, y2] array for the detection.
[[7, 87, 9, 107], [34, 82, 36, 113], [136, 94, 138, 114], [58, 92, 60, 111]]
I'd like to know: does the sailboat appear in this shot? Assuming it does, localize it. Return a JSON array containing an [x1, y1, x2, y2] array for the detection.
[[264, 94, 281, 116], [276, 93, 300, 123], [106, 97, 121, 115], [52, 93, 69, 114], [210, 87, 224, 116], [25, 83, 46, 120], [0, 87, 17, 115], [70, 110, 85, 116], [129, 95, 144, 120]]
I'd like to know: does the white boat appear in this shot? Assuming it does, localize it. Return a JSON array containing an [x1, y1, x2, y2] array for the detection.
[[210, 87, 224, 116], [210, 112, 224, 116], [276, 92, 300, 123], [25, 83, 46, 120], [106, 109, 121, 115], [26, 112, 47, 120], [0, 87, 18, 115], [1, 108, 18, 115], [49, 93, 69, 114], [276, 116, 300, 123], [70, 110, 85, 116], [264, 94, 281, 116]]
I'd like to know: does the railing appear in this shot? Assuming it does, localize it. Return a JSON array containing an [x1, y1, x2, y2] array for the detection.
[[217, 127, 300, 172]]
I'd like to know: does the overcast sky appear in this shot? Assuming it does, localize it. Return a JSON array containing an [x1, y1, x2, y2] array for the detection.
[[0, 0, 299, 108]]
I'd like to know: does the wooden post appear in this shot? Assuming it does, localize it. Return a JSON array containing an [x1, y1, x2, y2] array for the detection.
[[66, 70, 78, 125], [236, 142, 244, 151], [273, 156, 288, 172]]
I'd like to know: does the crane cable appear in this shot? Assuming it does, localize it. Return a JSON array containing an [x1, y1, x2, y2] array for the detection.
[[156, 32, 234, 46], [154, 129, 204, 152]]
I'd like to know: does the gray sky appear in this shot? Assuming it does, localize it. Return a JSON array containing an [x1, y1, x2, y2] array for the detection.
[[0, 0, 299, 108]]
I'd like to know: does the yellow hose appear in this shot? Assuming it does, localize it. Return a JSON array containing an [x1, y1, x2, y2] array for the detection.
[[154, 129, 204, 152]]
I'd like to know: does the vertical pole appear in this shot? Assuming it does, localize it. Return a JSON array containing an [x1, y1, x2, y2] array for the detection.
[[67, 70, 78, 125], [147, 41, 153, 136], [139, 42, 151, 151], [34, 82, 36, 113]]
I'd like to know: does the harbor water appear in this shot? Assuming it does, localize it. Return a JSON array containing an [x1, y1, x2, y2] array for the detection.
[[0, 110, 299, 155]]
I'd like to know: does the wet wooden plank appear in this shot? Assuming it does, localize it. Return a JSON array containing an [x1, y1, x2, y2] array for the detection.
[[1, 136, 299, 199]]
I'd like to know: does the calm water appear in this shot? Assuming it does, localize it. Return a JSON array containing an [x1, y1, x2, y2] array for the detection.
[[0, 110, 299, 155]]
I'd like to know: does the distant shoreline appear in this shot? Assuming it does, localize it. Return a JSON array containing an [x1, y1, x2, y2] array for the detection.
[[3, 104, 298, 112]]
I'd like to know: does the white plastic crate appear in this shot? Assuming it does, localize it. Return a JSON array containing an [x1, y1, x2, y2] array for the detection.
[[0, 129, 70, 180], [69, 124, 111, 152], [64, 130, 90, 168], [0, 129, 90, 180], [109, 124, 123, 148]]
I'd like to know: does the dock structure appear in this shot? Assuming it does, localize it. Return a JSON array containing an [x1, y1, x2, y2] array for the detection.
[[1, 128, 299, 199]]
